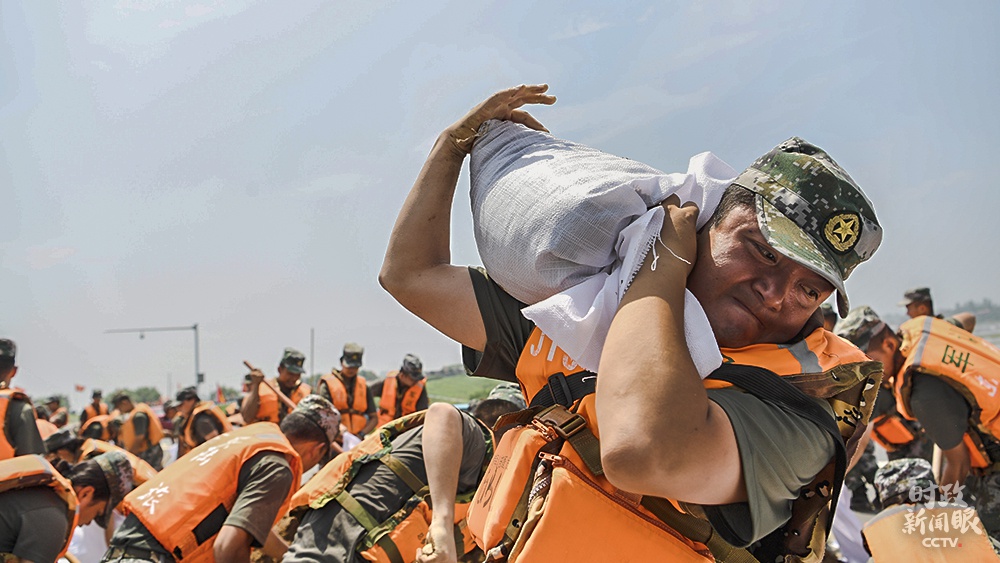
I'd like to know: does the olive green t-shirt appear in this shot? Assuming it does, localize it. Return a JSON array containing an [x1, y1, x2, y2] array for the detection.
[[3, 398, 45, 456], [461, 267, 835, 547], [110, 451, 294, 555], [0, 487, 71, 562]]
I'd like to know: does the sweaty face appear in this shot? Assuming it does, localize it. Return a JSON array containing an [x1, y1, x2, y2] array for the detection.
[[688, 205, 835, 348]]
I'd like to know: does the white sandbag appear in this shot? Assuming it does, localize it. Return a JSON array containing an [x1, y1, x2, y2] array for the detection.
[[469, 120, 738, 374]]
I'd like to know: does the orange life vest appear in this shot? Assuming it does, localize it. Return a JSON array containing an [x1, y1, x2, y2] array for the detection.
[[49, 406, 69, 428], [79, 413, 114, 441], [180, 401, 233, 452], [36, 418, 59, 440], [121, 422, 302, 561], [377, 372, 426, 426], [869, 411, 918, 451], [862, 503, 996, 562], [895, 316, 1000, 470], [468, 326, 879, 563], [321, 372, 369, 434], [0, 454, 79, 560], [255, 379, 312, 423], [78, 438, 158, 488], [119, 403, 165, 454], [84, 402, 110, 420], [277, 411, 492, 562], [0, 388, 32, 460]]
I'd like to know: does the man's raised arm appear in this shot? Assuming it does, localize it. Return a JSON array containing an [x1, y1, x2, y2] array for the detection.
[[379, 85, 555, 352]]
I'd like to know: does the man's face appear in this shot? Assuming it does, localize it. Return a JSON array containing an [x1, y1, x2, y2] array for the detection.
[[688, 205, 835, 348], [341, 363, 359, 378], [905, 302, 931, 319], [277, 366, 297, 384], [398, 371, 418, 387], [117, 399, 133, 413], [865, 334, 902, 375]]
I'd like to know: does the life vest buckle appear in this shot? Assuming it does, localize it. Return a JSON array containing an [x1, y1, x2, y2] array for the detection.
[[534, 405, 586, 440]]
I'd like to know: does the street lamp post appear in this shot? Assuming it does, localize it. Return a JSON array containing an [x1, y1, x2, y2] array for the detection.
[[105, 324, 204, 392]]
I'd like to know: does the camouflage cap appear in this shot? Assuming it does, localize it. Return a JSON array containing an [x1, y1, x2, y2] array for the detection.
[[733, 137, 882, 317], [482, 382, 527, 410], [898, 287, 932, 307], [835, 306, 887, 352], [874, 458, 936, 508], [292, 395, 341, 445], [341, 342, 364, 368], [0, 339, 15, 362], [400, 354, 424, 380], [175, 386, 199, 402], [92, 389, 103, 398], [280, 347, 307, 375], [92, 450, 135, 528], [44, 427, 78, 453], [45, 396, 61, 406]]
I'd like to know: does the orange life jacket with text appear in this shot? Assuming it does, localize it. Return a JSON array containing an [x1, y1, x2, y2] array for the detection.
[[0, 454, 79, 560], [0, 388, 32, 460], [276, 410, 492, 563], [467, 326, 879, 563], [181, 401, 233, 451], [79, 414, 114, 441], [119, 403, 165, 454], [895, 315, 1000, 470], [122, 422, 302, 561], [321, 372, 369, 434], [377, 372, 426, 426], [84, 402, 110, 420], [255, 379, 312, 423], [862, 503, 996, 562], [79, 438, 158, 488]]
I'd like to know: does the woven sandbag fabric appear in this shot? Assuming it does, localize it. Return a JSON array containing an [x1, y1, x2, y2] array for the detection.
[[469, 119, 672, 305]]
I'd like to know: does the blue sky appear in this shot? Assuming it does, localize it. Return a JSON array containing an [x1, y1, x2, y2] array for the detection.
[[2, 1, 998, 406]]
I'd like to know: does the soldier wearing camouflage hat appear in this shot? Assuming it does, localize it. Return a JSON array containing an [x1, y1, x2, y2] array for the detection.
[[107, 394, 339, 562], [242, 347, 314, 426], [0, 450, 134, 562], [317, 343, 377, 437], [371, 353, 429, 427], [899, 286, 977, 332], [840, 305, 1000, 540], [0, 338, 46, 461], [861, 458, 998, 561], [837, 307, 934, 464], [381, 87, 885, 561]]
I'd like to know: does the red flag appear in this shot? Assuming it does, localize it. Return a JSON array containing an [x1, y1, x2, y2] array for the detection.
[[74, 384, 85, 392], [216, 384, 225, 404]]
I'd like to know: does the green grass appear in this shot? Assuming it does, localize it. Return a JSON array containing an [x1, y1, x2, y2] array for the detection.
[[427, 374, 499, 404]]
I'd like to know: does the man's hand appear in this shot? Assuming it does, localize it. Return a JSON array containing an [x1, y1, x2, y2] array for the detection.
[[247, 367, 265, 388], [416, 519, 458, 563], [652, 195, 698, 278], [444, 84, 556, 157]]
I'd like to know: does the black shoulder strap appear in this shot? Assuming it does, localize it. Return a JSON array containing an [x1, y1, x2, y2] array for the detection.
[[707, 363, 847, 540], [528, 371, 596, 409]]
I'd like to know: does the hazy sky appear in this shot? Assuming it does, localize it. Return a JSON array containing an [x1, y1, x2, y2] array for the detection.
[[3, 1, 998, 406]]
